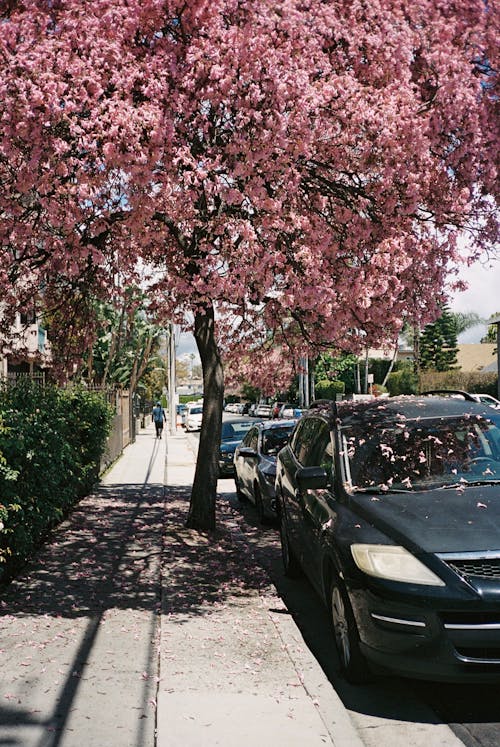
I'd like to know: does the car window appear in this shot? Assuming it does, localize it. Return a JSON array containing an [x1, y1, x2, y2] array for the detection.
[[308, 420, 333, 469], [221, 423, 235, 440], [290, 419, 312, 462], [221, 421, 254, 441], [291, 417, 330, 467], [341, 412, 500, 491], [243, 427, 258, 450], [317, 434, 334, 479], [261, 425, 295, 456], [289, 419, 305, 456]]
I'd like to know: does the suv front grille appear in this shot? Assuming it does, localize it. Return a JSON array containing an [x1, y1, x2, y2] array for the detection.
[[437, 552, 500, 581], [446, 558, 500, 580]]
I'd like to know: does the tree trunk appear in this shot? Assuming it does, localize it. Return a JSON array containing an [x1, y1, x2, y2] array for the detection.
[[102, 304, 126, 386], [186, 303, 224, 531], [381, 339, 399, 388]]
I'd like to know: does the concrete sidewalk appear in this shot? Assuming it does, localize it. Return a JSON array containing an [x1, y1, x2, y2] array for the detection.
[[158, 426, 363, 747], [0, 423, 364, 746]]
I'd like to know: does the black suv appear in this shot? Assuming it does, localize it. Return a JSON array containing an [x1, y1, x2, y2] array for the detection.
[[275, 395, 500, 683]]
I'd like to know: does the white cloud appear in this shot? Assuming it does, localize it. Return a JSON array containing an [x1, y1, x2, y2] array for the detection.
[[449, 256, 500, 320], [175, 330, 199, 358], [449, 256, 500, 342]]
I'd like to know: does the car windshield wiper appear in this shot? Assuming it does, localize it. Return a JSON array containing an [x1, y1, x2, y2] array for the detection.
[[440, 479, 500, 489], [351, 486, 413, 494]]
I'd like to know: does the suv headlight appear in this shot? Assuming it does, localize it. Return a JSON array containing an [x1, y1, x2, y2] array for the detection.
[[351, 544, 445, 586]]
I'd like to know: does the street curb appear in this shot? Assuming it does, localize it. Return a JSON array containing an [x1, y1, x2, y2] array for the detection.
[[226, 512, 364, 747], [269, 606, 364, 747]]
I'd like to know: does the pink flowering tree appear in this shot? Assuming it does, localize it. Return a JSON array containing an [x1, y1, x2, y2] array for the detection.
[[0, 0, 497, 529]]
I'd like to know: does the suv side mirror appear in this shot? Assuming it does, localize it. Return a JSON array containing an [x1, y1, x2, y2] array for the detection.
[[296, 466, 328, 490]]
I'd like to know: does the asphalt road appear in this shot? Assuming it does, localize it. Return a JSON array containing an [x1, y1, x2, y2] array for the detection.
[[188, 423, 500, 747]]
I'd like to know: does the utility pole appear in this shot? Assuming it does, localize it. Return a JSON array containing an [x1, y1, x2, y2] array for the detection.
[[298, 357, 310, 408], [304, 357, 310, 408], [167, 322, 177, 433]]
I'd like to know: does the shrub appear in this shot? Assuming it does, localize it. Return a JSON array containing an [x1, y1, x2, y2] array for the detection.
[[0, 380, 112, 582], [314, 379, 345, 400], [386, 367, 418, 395], [419, 370, 498, 396]]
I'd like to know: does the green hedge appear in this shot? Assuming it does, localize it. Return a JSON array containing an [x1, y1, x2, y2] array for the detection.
[[386, 366, 418, 395], [419, 370, 498, 396], [0, 380, 113, 582], [314, 379, 345, 399]]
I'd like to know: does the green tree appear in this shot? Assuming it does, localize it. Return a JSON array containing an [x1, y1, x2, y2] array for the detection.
[[241, 382, 261, 403], [86, 292, 165, 392], [450, 311, 483, 337], [481, 313, 500, 344], [315, 379, 345, 399], [419, 306, 459, 372], [314, 353, 359, 395], [386, 361, 418, 395]]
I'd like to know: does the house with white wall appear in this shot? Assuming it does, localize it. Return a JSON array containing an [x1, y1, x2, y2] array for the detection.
[[0, 311, 51, 379]]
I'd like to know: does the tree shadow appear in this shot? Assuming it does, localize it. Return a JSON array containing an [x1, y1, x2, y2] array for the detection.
[[1, 483, 273, 621], [1, 483, 165, 617], [161, 491, 275, 620], [0, 469, 277, 746]]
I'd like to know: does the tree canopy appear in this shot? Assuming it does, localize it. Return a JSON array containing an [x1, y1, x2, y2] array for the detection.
[[1, 0, 498, 527]]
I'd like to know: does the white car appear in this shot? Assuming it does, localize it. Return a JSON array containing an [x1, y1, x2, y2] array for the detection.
[[254, 403, 271, 417], [185, 404, 203, 431], [470, 393, 500, 410]]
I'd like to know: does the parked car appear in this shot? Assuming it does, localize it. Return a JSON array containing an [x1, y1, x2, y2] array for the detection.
[[218, 418, 256, 477], [470, 393, 500, 410], [278, 403, 303, 419], [185, 403, 203, 432], [182, 400, 201, 427], [234, 420, 297, 522], [254, 403, 272, 418], [276, 395, 500, 683], [176, 403, 187, 425]]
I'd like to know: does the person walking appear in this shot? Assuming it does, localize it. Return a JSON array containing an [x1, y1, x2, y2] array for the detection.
[[152, 401, 166, 438]]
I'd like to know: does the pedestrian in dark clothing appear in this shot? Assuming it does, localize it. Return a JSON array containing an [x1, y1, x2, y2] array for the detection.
[[152, 401, 166, 438]]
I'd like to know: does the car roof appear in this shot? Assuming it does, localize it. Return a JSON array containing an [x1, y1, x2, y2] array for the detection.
[[224, 417, 257, 424], [309, 395, 496, 427], [257, 419, 297, 431], [348, 395, 494, 423]]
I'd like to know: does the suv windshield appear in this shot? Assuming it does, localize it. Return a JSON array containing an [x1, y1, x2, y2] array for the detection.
[[340, 412, 500, 491]]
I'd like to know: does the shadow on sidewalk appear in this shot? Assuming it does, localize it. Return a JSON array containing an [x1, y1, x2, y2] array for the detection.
[[1, 483, 166, 618], [161, 491, 275, 621], [0, 475, 167, 747], [0, 442, 283, 747]]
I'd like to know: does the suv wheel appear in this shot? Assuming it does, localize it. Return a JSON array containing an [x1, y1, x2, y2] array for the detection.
[[254, 484, 265, 524], [279, 509, 300, 577], [329, 578, 370, 684]]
